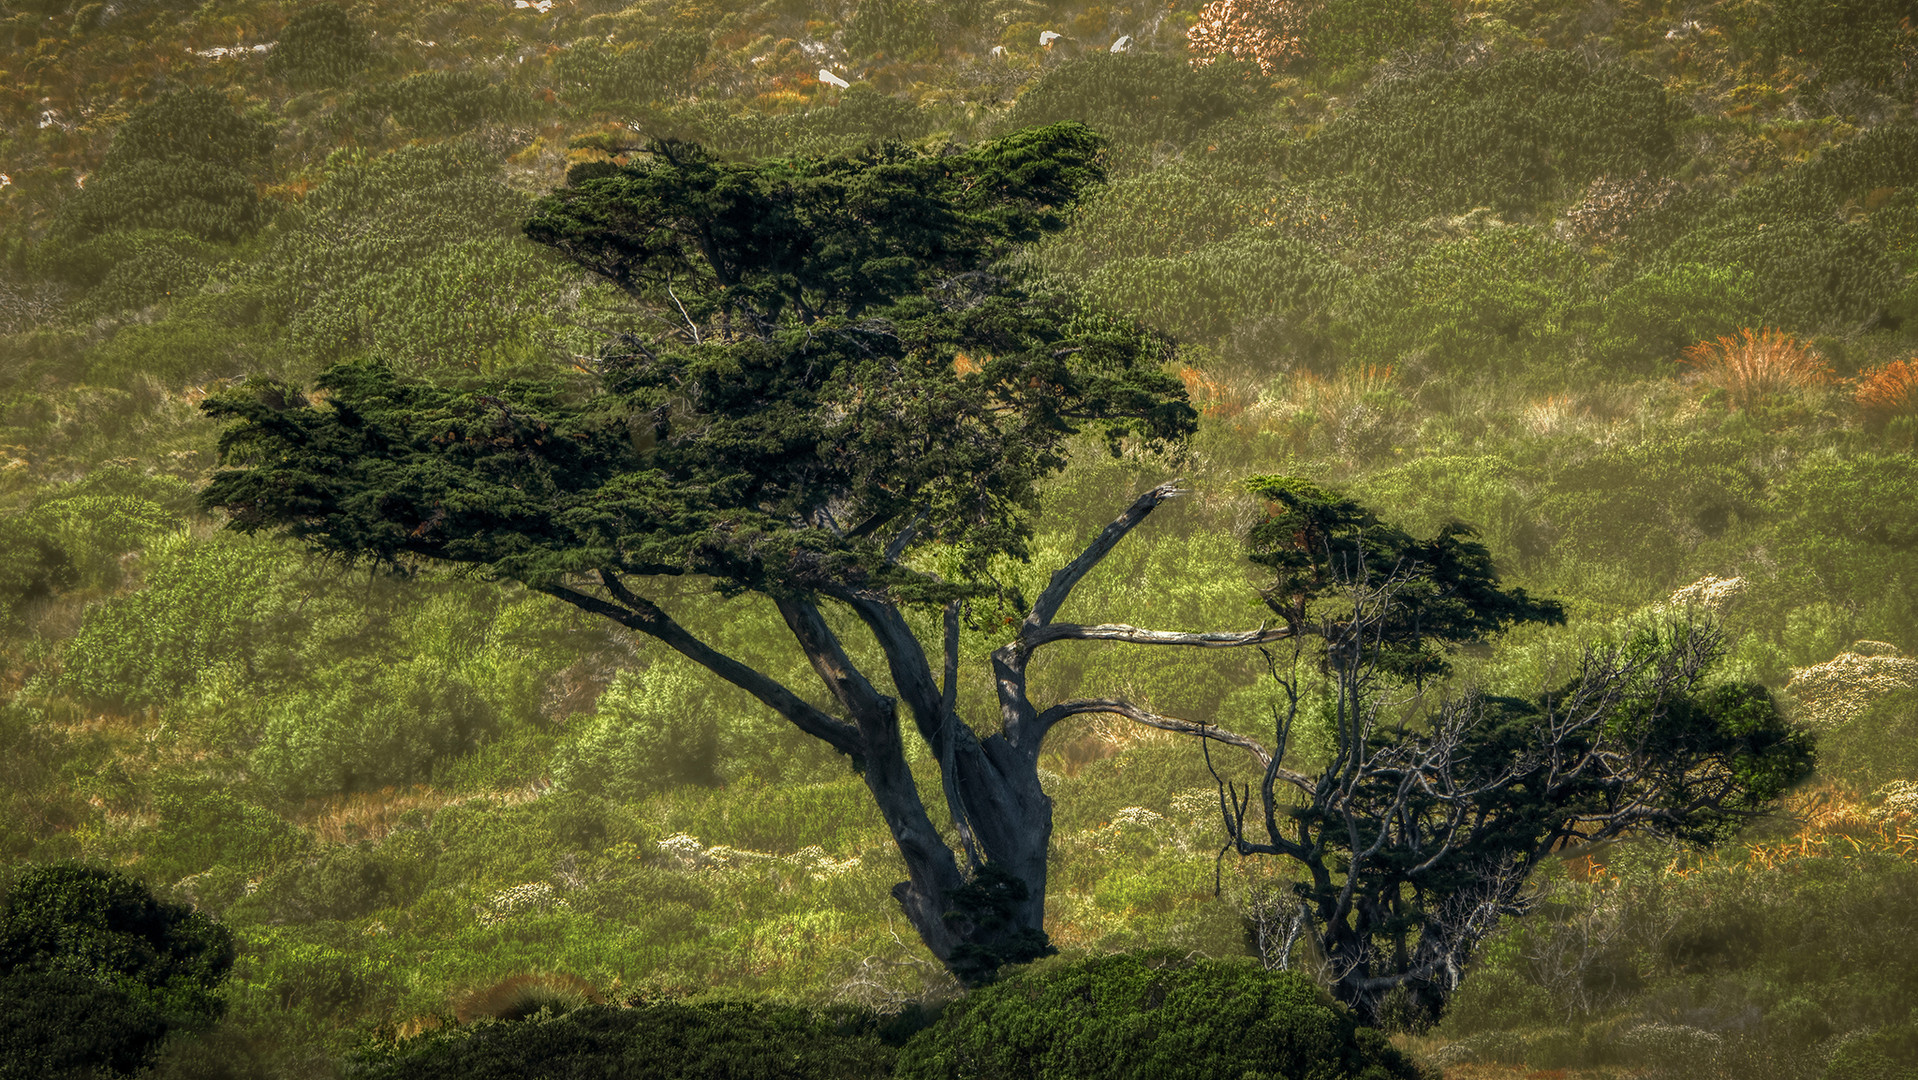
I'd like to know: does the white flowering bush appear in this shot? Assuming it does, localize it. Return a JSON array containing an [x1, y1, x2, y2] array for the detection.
[[1786, 644, 1918, 730], [477, 881, 570, 926]]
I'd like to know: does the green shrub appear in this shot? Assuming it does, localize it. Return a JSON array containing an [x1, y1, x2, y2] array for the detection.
[[1592, 262, 1761, 372], [248, 843, 420, 923], [359, 70, 527, 136], [1079, 231, 1350, 349], [249, 655, 499, 802], [0, 863, 233, 1041], [1825, 1018, 1918, 1080], [95, 88, 275, 175], [555, 655, 798, 799], [1280, 53, 1685, 217], [1728, 0, 1917, 102], [552, 32, 708, 110], [1349, 226, 1594, 377], [0, 468, 186, 617], [846, 0, 937, 60], [1305, 0, 1458, 75], [0, 969, 172, 1079], [46, 89, 273, 248], [1001, 53, 1267, 148], [895, 952, 1429, 1080], [350, 999, 899, 1080], [142, 785, 309, 888], [267, 3, 373, 89], [1653, 200, 1903, 333], [60, 533, 287, 709]]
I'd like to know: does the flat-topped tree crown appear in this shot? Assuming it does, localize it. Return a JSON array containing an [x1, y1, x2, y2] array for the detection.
[[202, 124, 1208, 986], [1245, 475, 1565, 681], [204, 123, 1194, 597]]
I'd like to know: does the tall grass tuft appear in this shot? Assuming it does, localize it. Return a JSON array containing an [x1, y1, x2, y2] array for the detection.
[[455, 972, 603, 1023], [1854, 356, 1918, 424], [1679, 327, 1834, 410]]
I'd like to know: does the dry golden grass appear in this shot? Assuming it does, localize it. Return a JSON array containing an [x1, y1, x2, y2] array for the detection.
[[297, 785, 462, 845], [455, 972, 604, 1023], [1178, 364, 1256, 418], [1678, 327, 1834, 410]]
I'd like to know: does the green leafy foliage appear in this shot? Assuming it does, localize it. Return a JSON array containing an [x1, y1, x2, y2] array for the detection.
[[895, 952, 1429, 1080], [0, 863, 233, 1072], [47, 89, 273, 248], [267, 3, 374, 89], [1304, 0, 1459, 76], [553, 655, 795, 798], [552, 32, 709, 110], [846, 0, 937, 60], [1245, 475, 1564, 679], [205, 125, 1192, 590], [351, 999, 901, 1080], [1276, 53, 1686, 217], [357, 71, 529, 136], [1001, 53, 1268, 148], [0, 970, 171, 1080]]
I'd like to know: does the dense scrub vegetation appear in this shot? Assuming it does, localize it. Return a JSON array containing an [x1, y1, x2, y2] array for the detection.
[[2, 0, 1917, 1075]]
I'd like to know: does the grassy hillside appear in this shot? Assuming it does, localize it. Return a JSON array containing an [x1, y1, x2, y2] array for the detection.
[[3, 0, 1917, 1076]]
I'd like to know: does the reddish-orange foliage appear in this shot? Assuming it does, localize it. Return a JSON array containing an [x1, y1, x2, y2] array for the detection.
[[1178, 364, 1249, 418], [1854, 356, 1918, 421], [1679, 327, 1834, 410], [1186, 0, 1311, 76]]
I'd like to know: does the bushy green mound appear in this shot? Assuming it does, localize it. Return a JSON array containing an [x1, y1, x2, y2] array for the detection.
[[0, 864, 233, 1078], [349, 999, 901, 1080], [895, 953, 1428, 1080]]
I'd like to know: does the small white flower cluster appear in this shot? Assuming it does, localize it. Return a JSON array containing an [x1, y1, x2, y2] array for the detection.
[[654, 834, 862, 878], [1664, 574, 1747, 613], [1169, 789, 1219, 821], [188, 43, 272, 59], [1787, 644, 1918, 730], [1110, 806, 1166, 831], [1871, 780, 1918, 822], [478, 881, 570, 926], [1617, 1021, 1724, 1061], [656, 833, 706, 863]]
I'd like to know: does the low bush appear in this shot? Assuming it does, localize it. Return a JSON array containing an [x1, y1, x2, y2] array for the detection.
[[349, 998, 899, 1080], [0, 864, 233, 1077], [895, 952, 1428, 1080], [268, 3, 374, 89]]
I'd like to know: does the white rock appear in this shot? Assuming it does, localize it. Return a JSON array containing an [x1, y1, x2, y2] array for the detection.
[[1039, 30, 1061, 46], [818, 68, 851, 88], [1110, 35, 1132, 52]]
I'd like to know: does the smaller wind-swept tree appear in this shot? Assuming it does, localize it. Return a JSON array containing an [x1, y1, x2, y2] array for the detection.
[[1188, 479, 1814, 1027]]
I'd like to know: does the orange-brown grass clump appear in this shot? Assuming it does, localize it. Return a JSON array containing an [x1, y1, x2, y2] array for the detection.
[[1678, 327, 1834, 410], [456, 973, 604, 1023], [1854, 356, 1918, 423], [1177, 364, 1254, 418], [1186, 0, 1311, 75]]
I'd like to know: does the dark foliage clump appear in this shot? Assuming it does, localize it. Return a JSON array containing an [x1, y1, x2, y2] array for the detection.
[[896, 952, 1430, 1080], [0, 864, 234, 1079]]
